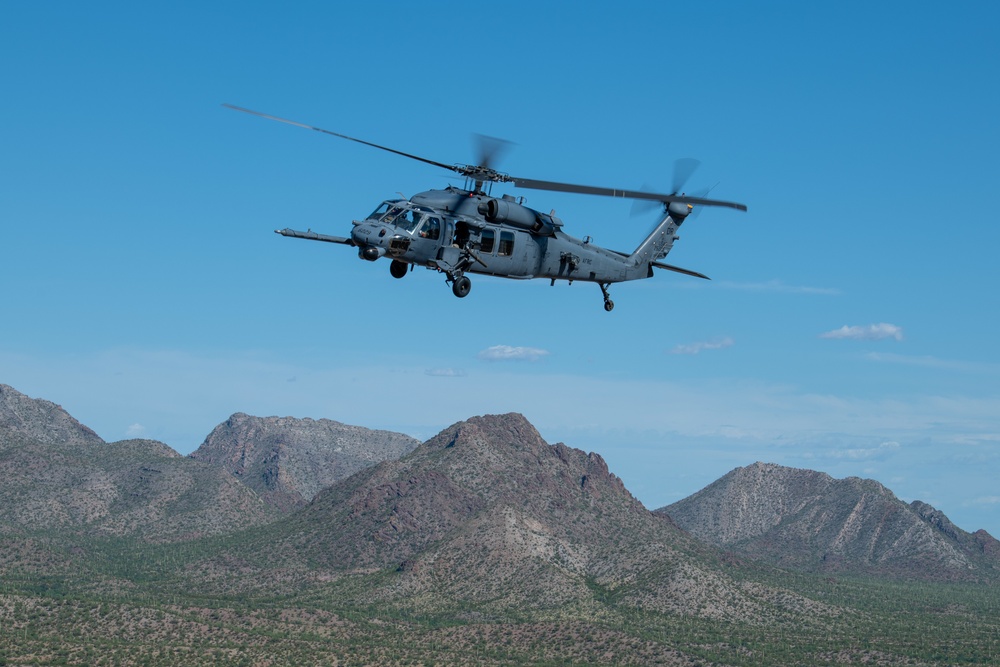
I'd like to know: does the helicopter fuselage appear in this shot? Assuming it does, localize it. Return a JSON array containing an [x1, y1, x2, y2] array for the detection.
[[357, 186, 667, 278], [275, 184, 700, 310]]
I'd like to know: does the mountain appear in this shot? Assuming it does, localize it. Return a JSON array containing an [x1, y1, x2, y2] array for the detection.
[[659, 461, 1000, 581], [1, 387, 997, 665], [0, 383, 103, 447], [189, 412, 420, 511], [191, 415, 837, 624], [0, 386, 278, 543]]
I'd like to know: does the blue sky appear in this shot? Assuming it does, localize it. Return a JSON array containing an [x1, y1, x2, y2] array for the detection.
[[3, 2, 999, 536]]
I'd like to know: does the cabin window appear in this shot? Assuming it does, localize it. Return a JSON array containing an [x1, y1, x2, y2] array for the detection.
[[498, 231, 515, 257], [481, 229, 495, 254]]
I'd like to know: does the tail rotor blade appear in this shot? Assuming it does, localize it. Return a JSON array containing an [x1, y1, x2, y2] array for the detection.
[[672, 158, 701, 194], [630, 183, 661, 217]]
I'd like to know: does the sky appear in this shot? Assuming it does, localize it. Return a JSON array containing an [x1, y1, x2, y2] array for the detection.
[[3, 2, 999, 536]]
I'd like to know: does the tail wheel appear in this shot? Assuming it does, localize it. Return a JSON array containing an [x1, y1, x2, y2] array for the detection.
[[452, 276, 472, 298], [599, 283, 614, 312]]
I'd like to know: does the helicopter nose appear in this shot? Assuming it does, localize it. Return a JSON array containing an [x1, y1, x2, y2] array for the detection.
[[351, 224, 381, 261]]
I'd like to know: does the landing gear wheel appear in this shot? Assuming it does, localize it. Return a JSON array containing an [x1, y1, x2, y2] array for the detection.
[[599, 283, 614, 312], [389, 260, 408, 279], [452, 276, 472, 298]]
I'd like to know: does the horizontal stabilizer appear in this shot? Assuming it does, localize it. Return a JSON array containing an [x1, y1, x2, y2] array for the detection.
[[651, 261, 710, 280], [275, 228, 354, 245]]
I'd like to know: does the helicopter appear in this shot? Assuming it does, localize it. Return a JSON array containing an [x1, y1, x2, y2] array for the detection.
[[224, 104, 747, 311]]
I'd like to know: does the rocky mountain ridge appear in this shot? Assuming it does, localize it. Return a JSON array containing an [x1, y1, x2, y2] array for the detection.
[[187, 414, 837, 622], [2, 383, 995, 587], [659, 461, 999, 581], [0, 412, 277, 543], [189, 412, 420, 512], [0, 383, 103, 447]]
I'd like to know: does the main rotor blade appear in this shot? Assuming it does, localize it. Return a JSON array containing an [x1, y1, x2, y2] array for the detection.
[[510, 176, 747, 211], [223, 104, 462, 175]]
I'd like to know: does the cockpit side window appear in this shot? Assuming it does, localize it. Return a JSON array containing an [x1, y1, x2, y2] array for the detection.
[[419, 217, 441, 240], [395, 210, 420, 232]]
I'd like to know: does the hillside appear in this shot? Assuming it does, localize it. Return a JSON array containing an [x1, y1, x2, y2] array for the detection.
[[189, 412, 420, 511], [0, 383, 103, 447], [185, 414, 839, 626], [0, 386, 278, 543], [659, 461, 1000, 581]]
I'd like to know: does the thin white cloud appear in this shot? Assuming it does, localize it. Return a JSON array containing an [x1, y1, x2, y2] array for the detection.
[[670, 337, 734, 355], [820, 323, 903, 341], [716, 279, 841, 295], [477, 345, 550, 362], [425, 368, 466, 377], [829, 440, 901, 461], [969, 496, 1000, 507], [126, 423, 146, 438], [865, 352, 1000, 374]]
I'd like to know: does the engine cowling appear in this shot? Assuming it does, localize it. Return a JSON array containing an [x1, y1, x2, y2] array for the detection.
[[478, 198, 552, 234]]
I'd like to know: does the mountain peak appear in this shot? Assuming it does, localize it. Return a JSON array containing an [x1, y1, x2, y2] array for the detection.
[[422, 412, 546, 452], [190, 412, 419, 511], [661, 462, 999, 581], [264, 412, 704, 614], [0, 384, 103, 447]]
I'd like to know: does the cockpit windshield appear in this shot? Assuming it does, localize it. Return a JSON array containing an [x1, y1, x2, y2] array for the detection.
[[367, 201, 408, 224], [366, 202, 392, 220], [366, 202, 440, 239]]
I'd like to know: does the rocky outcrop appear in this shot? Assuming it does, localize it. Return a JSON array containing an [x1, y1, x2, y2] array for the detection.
[[189, 412, 420, 511], [0, 384, 103, 447], [659, 462, 999, 581]]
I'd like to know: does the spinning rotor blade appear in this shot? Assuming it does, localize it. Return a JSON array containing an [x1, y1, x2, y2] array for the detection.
[[510, 176, 747, 211], [672, 158, 701, 195], [630, 159, 705, 217], [225, 104, 747, 211], [474, 133, 514, 171], [224, 104, 462, 175], [630, 185, 661, 218]]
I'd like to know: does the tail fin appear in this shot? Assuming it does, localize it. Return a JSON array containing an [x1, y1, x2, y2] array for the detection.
[[629, 211, 684, 266]]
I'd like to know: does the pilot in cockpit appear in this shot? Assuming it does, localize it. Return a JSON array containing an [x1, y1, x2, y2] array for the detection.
[[419, 217, 440, 240]]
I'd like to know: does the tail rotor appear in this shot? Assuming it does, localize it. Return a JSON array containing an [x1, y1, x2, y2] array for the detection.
[[631, 157, 702, 218]]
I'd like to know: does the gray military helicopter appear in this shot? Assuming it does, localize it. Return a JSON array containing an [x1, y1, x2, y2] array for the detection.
[[225, 104, 747, 311]]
